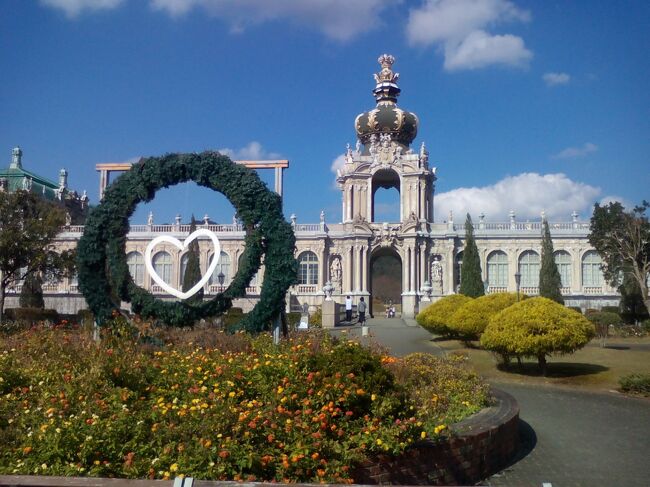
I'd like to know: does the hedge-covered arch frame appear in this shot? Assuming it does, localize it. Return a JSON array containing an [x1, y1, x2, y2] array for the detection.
[[77, 152, 297, 331]]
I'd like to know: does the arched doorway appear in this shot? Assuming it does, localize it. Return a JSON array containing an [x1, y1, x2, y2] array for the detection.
[[371, 169, 400, 222], [370, 247, 403, 317]]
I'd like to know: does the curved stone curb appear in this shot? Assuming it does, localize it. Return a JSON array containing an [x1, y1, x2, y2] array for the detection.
[[353, 388, 520, 485]]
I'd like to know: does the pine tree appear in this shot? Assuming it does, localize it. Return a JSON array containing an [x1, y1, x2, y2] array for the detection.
[[539, 219, 564, 304], [19, 272, 45, 309], [182, 215, 204, 306], [460, 214, 485, 297]]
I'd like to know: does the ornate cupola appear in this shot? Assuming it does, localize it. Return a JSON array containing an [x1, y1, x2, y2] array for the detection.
[[354, 54, 418, 150]]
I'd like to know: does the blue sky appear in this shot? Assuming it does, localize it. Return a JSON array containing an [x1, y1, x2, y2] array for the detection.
[[1, 0, 648, 225]]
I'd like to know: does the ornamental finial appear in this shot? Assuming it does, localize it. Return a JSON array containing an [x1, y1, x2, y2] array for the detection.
[[374, 54, 399, 84], [372, 54, 401, 104]]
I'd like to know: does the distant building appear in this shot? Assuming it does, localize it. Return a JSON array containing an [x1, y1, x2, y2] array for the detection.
[[0, 147, 89, 224], [5, 55, 619, 316]]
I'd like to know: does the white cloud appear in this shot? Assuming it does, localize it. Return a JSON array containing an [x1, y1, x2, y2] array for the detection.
[[552, 142, 598, 159], [444, 30, 532, 71], [406, 0, 532, 71], [217, 141, 281, 160], [543, 72, 570, 86], [329, 153, 346, 189], [434, 173, 601, 222], [330, 153, 346, 174], [600, 195, 630, 208], [40, 0, 124, 17], [149, 0, 394, 41]]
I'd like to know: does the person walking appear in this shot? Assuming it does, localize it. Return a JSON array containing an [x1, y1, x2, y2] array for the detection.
[[345, 295, 352, 322], [358, 297, 367, 325]]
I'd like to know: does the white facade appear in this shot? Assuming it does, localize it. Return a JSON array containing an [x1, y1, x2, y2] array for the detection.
[[4, 55, 619, 317]]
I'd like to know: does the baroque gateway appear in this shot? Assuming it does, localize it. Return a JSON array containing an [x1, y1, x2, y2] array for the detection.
[[3, 55, 619, 318]]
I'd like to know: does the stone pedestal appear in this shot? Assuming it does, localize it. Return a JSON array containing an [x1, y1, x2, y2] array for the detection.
[[401, 293, 417, 319], [322, 299, 338, 328]]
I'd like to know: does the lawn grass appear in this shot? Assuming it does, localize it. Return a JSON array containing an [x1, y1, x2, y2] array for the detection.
[[433, 336, 650, 392]]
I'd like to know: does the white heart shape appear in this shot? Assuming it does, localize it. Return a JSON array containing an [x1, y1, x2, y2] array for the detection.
[[144, 228, 221, 300]]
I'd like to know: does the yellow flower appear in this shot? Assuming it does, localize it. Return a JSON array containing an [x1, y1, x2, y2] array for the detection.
[[376, 439, 382, 445], [371, 394, 376, 401], [420, 431, 427, 439], [170, 463, 178, 472]]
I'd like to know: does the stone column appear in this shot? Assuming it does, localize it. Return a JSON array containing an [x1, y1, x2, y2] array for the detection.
[[410, 245, 417, 292], [320, 247, 328, 288], [348, 246, 354, 292], [419, 242, 427, 289], [402, 248, 410, 292]]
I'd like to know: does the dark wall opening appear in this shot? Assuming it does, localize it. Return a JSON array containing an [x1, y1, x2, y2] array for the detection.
[[370, 247, 402, 317]]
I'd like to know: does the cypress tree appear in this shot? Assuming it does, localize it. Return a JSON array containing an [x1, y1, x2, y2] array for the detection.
[[182, 215, 204, 306], [20, 273, 45, 309], [539, 219, 564, 304], [460, 214, 485, 297]]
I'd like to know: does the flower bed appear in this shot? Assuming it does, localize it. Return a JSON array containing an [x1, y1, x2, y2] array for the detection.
[[0, 324, 490, 483]]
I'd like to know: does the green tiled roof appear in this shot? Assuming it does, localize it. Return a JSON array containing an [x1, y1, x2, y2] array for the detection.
[[0, 166, 61, 200]]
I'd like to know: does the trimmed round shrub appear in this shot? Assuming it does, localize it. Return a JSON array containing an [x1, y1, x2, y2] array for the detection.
[[416, 294, 473, 336], [448, 292, 522, 341], [481, 297, 596, 374]]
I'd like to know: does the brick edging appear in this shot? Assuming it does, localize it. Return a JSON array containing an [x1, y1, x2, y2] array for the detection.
[[352, 388, 520, 485]]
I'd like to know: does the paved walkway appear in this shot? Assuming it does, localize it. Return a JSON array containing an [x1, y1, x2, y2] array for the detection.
[[330, 317, 650, 487]]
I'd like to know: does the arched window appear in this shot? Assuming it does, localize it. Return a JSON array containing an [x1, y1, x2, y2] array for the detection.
[[210, 251, 231, 285], [127, 251, 144, 286], [454, 251, 463, 289], [180, 253, 190, 284], [582, 251, 603, 287], [487, 251, 508, 288], [298, 251, 319, 285], [152, 251, 172, 285], [518, 251, 540, 287], [554, 251, 572, 288]]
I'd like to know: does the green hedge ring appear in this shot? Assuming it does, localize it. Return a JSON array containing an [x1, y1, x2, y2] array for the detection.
[[77, 152, 297, 331]]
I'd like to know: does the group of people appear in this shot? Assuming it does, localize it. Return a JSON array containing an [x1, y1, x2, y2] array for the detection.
[[385, 302, 396, 318], [344, 296, 398, 323], [345, 295, 367, 324]]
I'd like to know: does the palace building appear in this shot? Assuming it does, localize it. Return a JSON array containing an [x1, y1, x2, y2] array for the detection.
[[2, 55, 619, 317]]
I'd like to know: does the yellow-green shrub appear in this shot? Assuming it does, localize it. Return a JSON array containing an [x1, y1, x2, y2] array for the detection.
[[448, 292, 522, 340], [416, 294, 473, 336], [481, 297, 596, 374]]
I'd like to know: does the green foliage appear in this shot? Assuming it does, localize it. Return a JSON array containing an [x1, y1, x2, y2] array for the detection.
[[448, 292, 521, 340], [0, 190, 74, 318], [77, 152, 297, 330], [459, 214, 484, 298], [585, 310, 620, 327], [589, 200, 650, 314], [539, 220, 564, 304], [416, 294, 473, 336], [585, 310, 620, 343], [481, 297, 596, 373], [19, 273, 44, 309], [618, 272, 649, 323], [0, 327, 489, 482], [4, 307, 59, 323], [181, 216, 204, 306], [309, 307, 323, 328], [619, 373, 650, 396]]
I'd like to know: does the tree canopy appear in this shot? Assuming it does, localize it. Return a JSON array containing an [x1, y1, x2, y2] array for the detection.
[[539, 219, 564, 304], [481, 297, 595, 375], [181, 215, 204, 306], [459, 214, 484, 298], [0, 190, 74, 318], [589, 201, 649, 314], [416, 294, 473, 337]]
